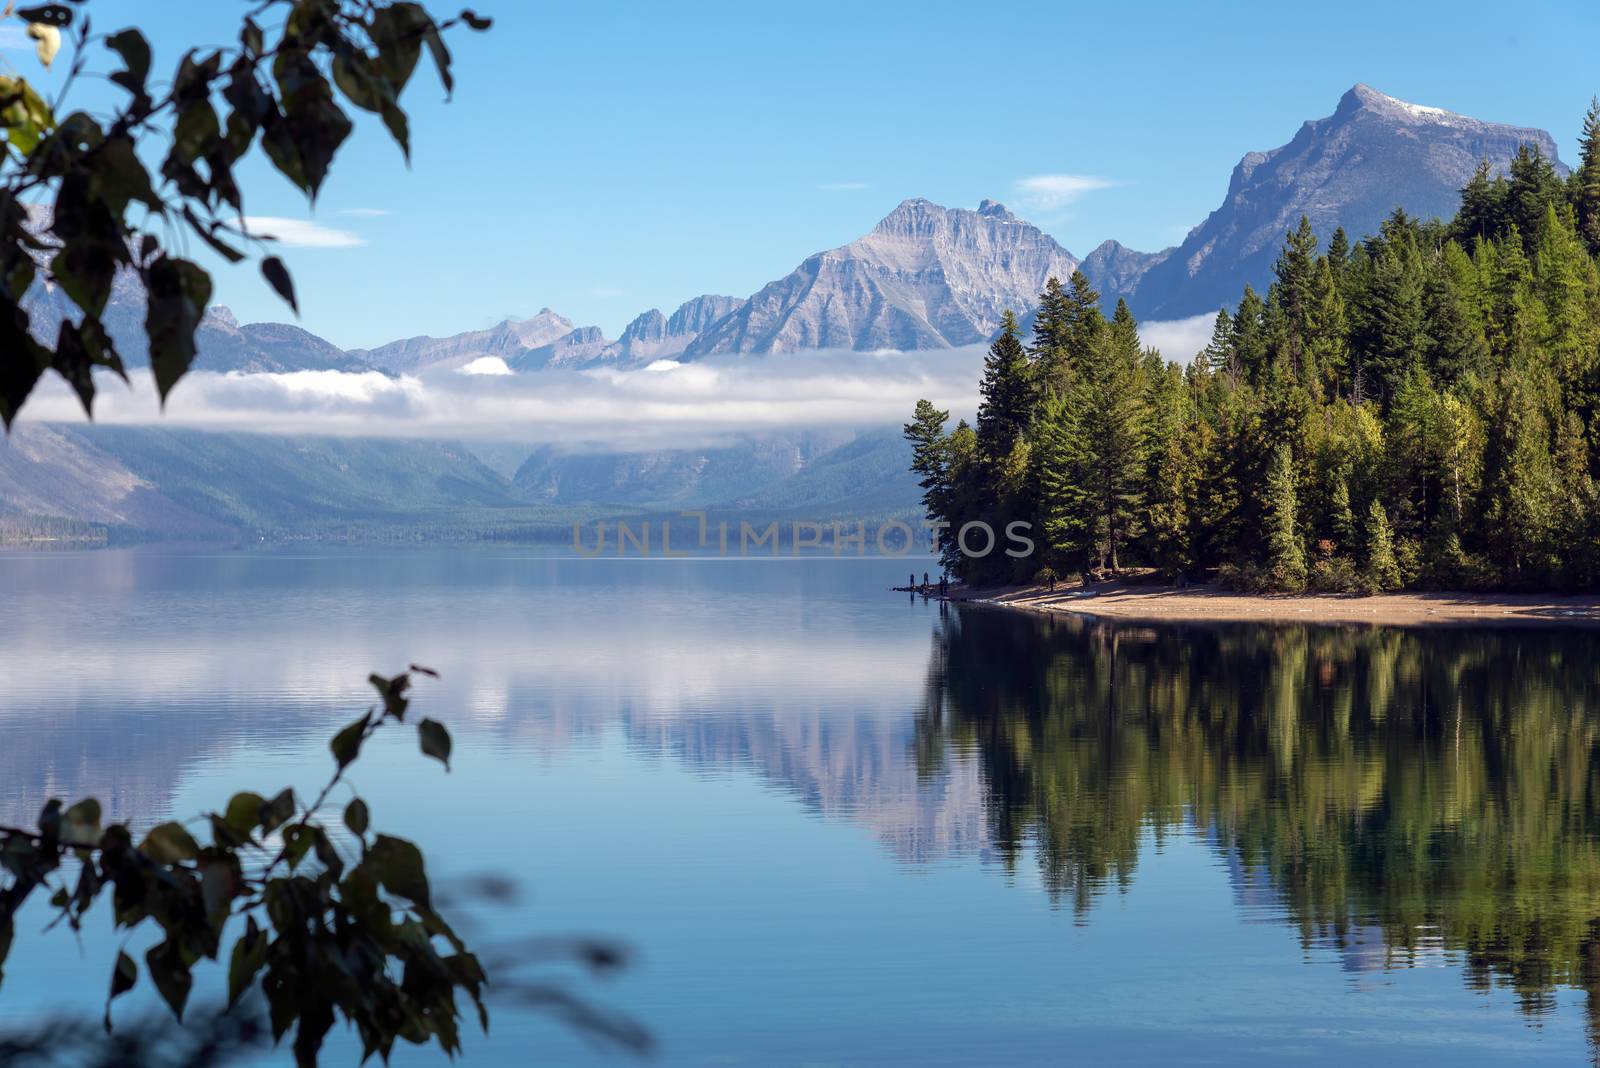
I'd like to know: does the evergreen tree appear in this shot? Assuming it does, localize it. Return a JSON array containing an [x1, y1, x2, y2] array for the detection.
[[1363, 498, 1402, 591], [1454, 160, 1506, 248], [904, 399, 952, 533], [1264, 444, 1307, 590], [976, 312, 1033, 464], [1574, 97, 1600, 256], [1329, 475, 1357, 553], [1506, 144, 1566, 245], [1035, 391, 1096, 577], [1327, 227, 1351, 286], [1079, 305, 1149, 571], [1202, 309, 1236, 378], [907, 102, 1600, 595]]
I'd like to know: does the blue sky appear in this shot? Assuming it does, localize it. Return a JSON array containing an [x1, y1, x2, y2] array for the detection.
[[10, 0, 1600, 347]]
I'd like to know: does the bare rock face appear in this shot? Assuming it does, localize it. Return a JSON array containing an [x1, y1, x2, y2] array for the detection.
[[603, 294, 747, 367], [508, 324, 613, 371], [685, 198, 1080, 356], [1092, 84, 1567, 320], [1078, 240, 1171, 303], [351, 308, 577, 373]]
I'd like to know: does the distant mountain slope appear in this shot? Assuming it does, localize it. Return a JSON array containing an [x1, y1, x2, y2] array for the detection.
[[604, 295, 746, 367], [350, 309, 576, 373], [0, 426, 530, 540], [1089, 84, 1568, 320], [23, 274, 372, 375], [686, 199, 1080, 355], [512, 431, 856, 509]]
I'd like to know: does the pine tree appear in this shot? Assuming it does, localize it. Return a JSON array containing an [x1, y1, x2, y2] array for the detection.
[[1506, 144, 1566, 246], [1264, 444, 1307, 590], [1202, 309, 1236, 378], [1574, 97, 1600, 255], [1063, 270, 1106, 368], [1363, 498, 1402, 591], [1079, 306, 1149, 571], [1035, 391, 1096, 577], [1327, 227, 1351, 286], [976, 312, 1032, 464], [1329, 475, 1357, 553], [1454, 160, 1506, 247], [1231, 286, 1268, 383], [904, 399, 952, 528]]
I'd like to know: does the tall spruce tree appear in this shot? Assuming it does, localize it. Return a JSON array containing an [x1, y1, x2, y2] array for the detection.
[[1363, 499, 1402, 592], [976, 312, 1033, 464], [1575, 97, 1600, 256], [1264, 444, 1307, 590]]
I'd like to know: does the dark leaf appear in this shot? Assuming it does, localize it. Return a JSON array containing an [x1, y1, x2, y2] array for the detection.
[[51, 321, 96, 415], [460, 9, 493, 30], [261, 256, 296, 313], [366, 834, 430, 908], [228, 917, 267, 1008], [369, 673, 410, 720], [344, 798, 369, 837], [330, 713, 368, 769], [223, 791, 265, 838], [104, 950, 137, 1032], [409, 663, 439, 678], [0, 296, 47, 428], [145, 941, 193, 1021], [259, 789, 295, 835], [143, 255, 212, 402], [61, 798, 101, 847], [423, 22, 453, 96], [172, 100, 220, 164], [140, 822, 200, 864], [370, 3, 426, 90], [200, 857, 240, 919], [418, 718, 451, 770], [104, 29, 152, 104], [240, 17, 264, 57]]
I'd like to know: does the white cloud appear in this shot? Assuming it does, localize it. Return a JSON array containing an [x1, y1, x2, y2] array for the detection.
[[1012, 174, 1116, 214], [240, 217, 364, 248], [17, 348, 988, 452], [337, 208, 390, 218], [1140, 312, 1219, 362], [820, 181, 870, 191], [459, 356, 512, 375]]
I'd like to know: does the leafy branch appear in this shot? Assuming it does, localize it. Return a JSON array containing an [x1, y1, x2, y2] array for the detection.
[[0, 0, 492, 427], [1, 668, 491, 1066]]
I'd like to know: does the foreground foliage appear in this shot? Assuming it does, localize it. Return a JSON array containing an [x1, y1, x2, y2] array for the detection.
[[0, 669, 483, 1065], [0, 0, 489, 427], [909, 97, 1600, 592]]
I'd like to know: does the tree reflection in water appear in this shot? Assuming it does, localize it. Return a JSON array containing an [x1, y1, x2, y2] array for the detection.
[[919, 606, 1600, 1042]]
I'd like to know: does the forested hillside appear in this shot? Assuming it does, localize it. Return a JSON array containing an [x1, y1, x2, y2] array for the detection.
[[908, 101, 1600, 592]]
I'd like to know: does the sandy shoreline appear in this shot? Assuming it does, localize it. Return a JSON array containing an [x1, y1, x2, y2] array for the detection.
[[954, 580, 1600, 628]]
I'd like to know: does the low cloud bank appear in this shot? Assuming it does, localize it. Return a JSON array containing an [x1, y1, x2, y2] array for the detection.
[[1139, 312, 1217, 363], [16, 317, 1210, 450], [18, 348, 987, 451]]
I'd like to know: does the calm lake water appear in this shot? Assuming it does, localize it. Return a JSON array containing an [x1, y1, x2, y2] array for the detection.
[[3, 548, 1600, 1065]]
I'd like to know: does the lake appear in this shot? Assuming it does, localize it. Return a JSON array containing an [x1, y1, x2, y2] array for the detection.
[[2, 548, 1598, 1065]]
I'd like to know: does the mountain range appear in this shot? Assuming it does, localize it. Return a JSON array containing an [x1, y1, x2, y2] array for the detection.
[[22, 84, 1563, 376], [2, 84, 1576, 542]]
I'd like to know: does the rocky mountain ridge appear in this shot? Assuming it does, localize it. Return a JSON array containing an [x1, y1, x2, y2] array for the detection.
[[16, 84, 1570, 381]]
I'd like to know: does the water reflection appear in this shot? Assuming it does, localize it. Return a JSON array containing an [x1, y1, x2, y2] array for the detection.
[[6, 550, 1600, 1059], [924, 605, 1600, 1040]]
